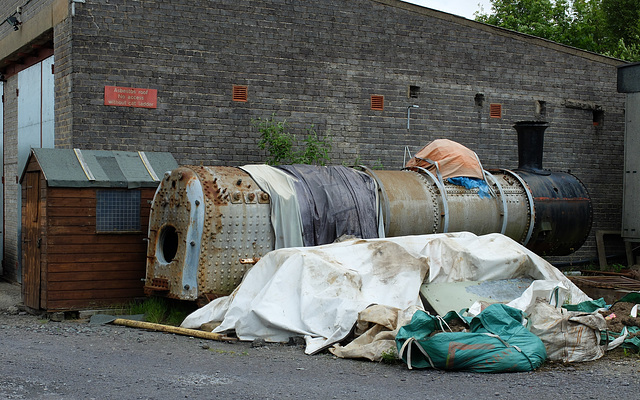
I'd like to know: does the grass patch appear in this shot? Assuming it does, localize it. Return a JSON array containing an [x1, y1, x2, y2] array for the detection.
[[380, 347, 402, 364], [119, 297, 197, 326]]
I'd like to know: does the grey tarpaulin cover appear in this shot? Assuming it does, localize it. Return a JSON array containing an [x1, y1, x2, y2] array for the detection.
[[277, 164, 381, 246]]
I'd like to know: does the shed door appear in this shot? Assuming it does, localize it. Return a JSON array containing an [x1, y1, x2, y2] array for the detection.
[[23, 171, 41, 309]]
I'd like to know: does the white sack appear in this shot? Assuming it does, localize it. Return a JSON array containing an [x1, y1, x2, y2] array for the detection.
[[329, 305, 421, 361], [528, 299, 607, 362], [181, 232, 589, 355]]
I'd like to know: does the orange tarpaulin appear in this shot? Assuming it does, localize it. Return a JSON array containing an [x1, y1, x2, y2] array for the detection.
[[405, 139, 484, 180]]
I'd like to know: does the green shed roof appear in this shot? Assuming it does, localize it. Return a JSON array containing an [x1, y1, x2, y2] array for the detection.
[[23, 148, 178, 188]]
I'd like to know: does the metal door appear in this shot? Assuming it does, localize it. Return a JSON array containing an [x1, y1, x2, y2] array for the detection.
[[16, 56, 54, 281], [623, 92, 640, 240]]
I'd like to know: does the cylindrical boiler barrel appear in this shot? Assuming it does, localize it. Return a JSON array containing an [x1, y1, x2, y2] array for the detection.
[[365, 168, 533, 244], [516, 170, 592, 256], [362, 169, 442, 236], [145, 162, 591, 302]]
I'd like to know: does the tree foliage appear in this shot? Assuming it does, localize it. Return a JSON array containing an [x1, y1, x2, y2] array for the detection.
[[476, 0, 640, 61]]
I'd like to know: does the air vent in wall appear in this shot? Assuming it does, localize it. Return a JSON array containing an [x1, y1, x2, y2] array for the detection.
[[371, 95, 384, 111], [233, 85, 248, 102], [490, 103, 502, 118], [409, 86, 420, 98]]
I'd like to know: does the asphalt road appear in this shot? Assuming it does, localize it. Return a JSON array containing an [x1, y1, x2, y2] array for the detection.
[[1, 281, 640, 399]]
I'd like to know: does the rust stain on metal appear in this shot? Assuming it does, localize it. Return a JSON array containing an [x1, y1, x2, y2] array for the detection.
[[144, 277, 170, 296], [239, 257, 260, 264]]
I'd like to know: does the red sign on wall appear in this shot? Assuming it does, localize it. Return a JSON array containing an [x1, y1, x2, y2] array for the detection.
[[104, 86, 158, 108]]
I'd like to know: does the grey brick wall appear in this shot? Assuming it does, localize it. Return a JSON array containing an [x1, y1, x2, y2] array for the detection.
[[3, 75, 18, 280], [53, 15, 72, 148], [0, 0, 628, 277]]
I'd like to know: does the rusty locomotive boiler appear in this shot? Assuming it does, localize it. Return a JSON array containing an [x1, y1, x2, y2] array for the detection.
[[145, 122, 592, 302], [145, 166, 274, 301]]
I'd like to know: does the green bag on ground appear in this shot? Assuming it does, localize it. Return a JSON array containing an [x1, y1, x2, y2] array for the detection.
[[396, 303, 547, 372], [562, 297, 607, 313]]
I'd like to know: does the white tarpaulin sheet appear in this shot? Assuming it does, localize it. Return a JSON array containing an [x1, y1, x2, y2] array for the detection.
[[239, 165, 304, 249], [181, 232, 590, 354]]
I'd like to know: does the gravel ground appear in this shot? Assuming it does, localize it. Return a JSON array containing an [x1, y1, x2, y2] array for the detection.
[[2, 281, 640, 399]]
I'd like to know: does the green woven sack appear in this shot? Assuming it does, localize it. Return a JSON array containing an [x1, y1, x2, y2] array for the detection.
[[396, 303, 547, 372], [562, 297, 607, 313]]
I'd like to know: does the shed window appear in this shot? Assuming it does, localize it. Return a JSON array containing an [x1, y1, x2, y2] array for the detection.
[[96, 190, 141, 233]]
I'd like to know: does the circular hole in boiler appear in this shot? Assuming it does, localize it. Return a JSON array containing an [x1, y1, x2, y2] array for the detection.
[[159, 225, 179, 263]]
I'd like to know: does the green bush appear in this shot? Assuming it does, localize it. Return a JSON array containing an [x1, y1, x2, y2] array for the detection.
[[252, 115, 331, 165]]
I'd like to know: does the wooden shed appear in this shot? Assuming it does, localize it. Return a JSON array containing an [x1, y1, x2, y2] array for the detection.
[[20, 148, 177, 311]]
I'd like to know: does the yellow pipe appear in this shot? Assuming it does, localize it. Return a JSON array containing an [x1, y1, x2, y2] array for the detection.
[[112, 318, 236, 341]]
